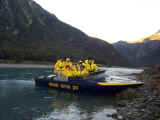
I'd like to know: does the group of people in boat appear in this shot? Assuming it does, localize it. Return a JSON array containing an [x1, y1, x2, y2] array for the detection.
[[54, 58, 98, 78]]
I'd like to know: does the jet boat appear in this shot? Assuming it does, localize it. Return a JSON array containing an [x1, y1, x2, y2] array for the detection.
[[35, 69, 144, 93]]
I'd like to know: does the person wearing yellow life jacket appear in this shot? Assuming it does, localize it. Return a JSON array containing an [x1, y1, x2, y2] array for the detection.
[[77, 60, 83, 71], [83, 59, 91, 72], [72, 64, 80, 77], [61, 65, 73, 77], [54, 59, 65, 81], [91, 60, 98, 71], [79, 65, 89, 77], [54, 59, 64, 73], [64, 58, 72, 69], [70, 64, 75, 76]]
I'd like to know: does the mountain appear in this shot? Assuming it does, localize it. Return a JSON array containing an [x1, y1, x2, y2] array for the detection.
[[0, 0, 130, 66], [113, 32, 160, 66]]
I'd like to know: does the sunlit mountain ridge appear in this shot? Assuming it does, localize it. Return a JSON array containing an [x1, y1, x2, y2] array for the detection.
[[128, 31, 160, 43], [149, 32, 160, 40]]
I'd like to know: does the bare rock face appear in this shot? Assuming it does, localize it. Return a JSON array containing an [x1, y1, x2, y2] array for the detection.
[[0, 0, 129, 66]]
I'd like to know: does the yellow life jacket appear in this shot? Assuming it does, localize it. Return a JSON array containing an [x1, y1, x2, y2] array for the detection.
[[76, 64, 81, 71], [75, 71, 81, 77], [54, 60, 62, 73], [72, 66, 81, 77], [66, 70, 72, 77], [80, 68, 89, 77], [91, 61, 98, 71], [83, 60, 92, 71], [61, 68, 73, 77]]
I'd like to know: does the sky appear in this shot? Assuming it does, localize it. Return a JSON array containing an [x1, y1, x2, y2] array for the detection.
[[34, 0, 160, 43]]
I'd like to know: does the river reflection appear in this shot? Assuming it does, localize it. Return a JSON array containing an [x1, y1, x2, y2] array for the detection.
[[37, 89, 116, 120]]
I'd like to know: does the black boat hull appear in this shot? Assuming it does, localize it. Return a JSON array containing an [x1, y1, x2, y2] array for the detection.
[[35, 75, 144, 93]]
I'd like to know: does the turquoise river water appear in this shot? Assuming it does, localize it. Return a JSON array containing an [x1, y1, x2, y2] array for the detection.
[[0, 67, 121, 120]]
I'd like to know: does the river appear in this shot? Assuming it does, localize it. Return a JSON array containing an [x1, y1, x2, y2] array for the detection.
[[0, 65, 143, 120]]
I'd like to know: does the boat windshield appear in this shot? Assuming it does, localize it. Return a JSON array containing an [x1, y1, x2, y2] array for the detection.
[[105, 76, 137, 83]]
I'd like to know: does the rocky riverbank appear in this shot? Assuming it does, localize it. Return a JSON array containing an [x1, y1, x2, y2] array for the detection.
[[112, 65, 160, 120]]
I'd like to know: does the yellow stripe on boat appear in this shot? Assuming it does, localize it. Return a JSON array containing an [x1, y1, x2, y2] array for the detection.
[[97, 82, 144, 86]]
